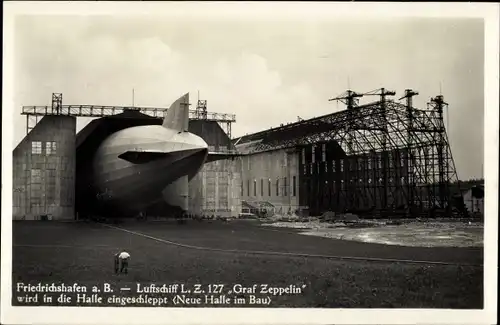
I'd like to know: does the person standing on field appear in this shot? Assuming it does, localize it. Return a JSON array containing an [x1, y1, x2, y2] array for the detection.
[[114, 250, 131, 274]]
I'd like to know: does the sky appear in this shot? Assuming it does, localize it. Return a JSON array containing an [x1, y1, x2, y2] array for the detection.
[[12, 15, 484, 180]]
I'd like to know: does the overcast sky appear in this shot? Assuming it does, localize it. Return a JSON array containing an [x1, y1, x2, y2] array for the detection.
[[13, 15, 484, 180]]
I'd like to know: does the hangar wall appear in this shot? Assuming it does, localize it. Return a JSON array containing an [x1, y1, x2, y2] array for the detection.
[[13, 116, 76, 220], [189, 159, 242, 218], [239, 149, 300, 215], [188, 120, 242, 218]]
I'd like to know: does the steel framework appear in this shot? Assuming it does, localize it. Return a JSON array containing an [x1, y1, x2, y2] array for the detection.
[[235, 88, 463, 217], [22, 93, 237, 138]]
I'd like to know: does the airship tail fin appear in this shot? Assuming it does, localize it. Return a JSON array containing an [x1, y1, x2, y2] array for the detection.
[[162, 93, 190, 132]]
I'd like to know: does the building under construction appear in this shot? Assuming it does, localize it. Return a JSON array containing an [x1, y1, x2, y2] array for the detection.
[[234, 88, 464, 218]]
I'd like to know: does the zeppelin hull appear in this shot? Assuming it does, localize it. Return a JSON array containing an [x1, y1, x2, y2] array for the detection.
[[92, 125, 208, 216]]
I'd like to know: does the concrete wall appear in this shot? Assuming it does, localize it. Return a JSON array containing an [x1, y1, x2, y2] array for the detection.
[[188, 120, 242, 218], [13, 116, 76, 220], [189, 158, 242, 218], [239, 149, 300, 214]]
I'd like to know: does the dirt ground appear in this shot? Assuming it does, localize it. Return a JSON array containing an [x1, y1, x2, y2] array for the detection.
[[12, 220, 483, 308]]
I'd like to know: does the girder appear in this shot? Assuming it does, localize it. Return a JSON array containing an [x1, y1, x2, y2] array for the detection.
[[237, 93, 463, 218]]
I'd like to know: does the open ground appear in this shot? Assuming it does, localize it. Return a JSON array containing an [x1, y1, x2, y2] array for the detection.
[[12, 220, 483, 308]]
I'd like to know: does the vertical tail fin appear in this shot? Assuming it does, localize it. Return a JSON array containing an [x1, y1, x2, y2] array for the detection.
[[162, 93, 190, 132]]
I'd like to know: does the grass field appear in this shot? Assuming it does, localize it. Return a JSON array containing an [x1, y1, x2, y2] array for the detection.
[[12, 220, 483, 308]]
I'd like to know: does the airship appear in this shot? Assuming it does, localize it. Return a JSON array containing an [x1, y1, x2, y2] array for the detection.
[[90, 93, 233, 217]]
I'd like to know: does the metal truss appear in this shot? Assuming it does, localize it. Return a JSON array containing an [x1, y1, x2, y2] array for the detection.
[[22, 93, 236, 138], [237, 88, 463, 217]]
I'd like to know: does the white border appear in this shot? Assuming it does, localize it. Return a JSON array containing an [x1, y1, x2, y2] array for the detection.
[[2, 2, 498, 324]]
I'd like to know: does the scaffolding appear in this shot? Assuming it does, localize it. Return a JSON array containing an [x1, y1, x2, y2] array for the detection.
[[235, 88, 463, 217], [22, 93, 236, 139]]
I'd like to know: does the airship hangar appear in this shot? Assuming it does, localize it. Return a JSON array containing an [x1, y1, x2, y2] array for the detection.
[[12, 88, 466, 221]]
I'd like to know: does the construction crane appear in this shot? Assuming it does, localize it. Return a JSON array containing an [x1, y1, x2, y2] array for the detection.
[[362, 88, 396, 102], [328, 90, 364, 109], [399, 89, 419, 107]]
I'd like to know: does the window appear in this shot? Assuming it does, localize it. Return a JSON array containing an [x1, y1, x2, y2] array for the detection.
[[303, 165, 307, 175], [332, 160, 336, 171], [292, 176, 296, 197], [368, 159, 372, 170], [276, 179, 279, 196], [260, 179, 264, 196], [253, 180, 257, 196], [311, 145, 315, 163], [46, 169, 56, 204], [268, 179, 271, 197], [322, 143, 326, 162], [284, 177, 287, 196], [310, 164, 313, 174], [46, 141, 57, 155], [377, 157, 382, 169], [241, 181, 244, 196], [31, 141, 42, 154], [340, 159, 344, 172], [284, 152, 288, 167], [247, 180, 250, 196], [302, 148, 306, 164], [325, 162, 328, 173]]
